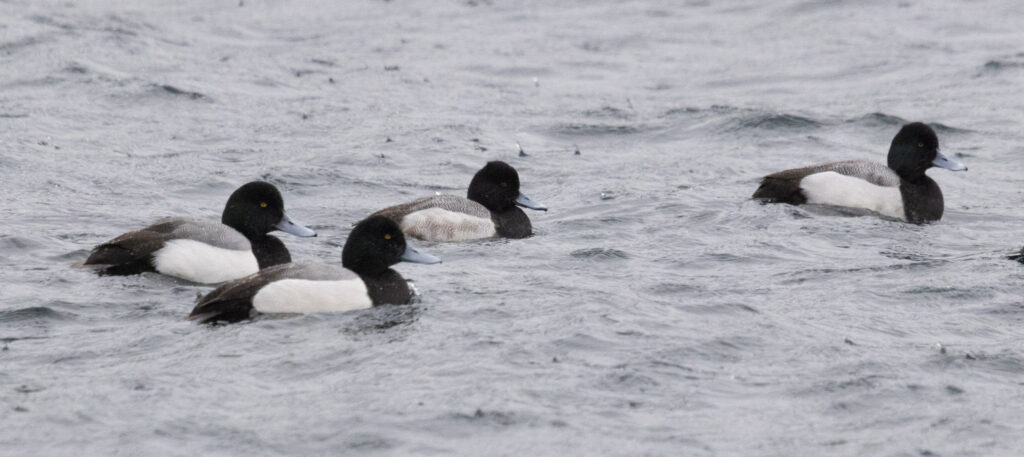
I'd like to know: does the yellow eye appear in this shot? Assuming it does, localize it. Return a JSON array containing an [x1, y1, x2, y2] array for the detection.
[[918, 143, 924, 148], [260, 202, 267, 208], [384, 234, 392, 240]]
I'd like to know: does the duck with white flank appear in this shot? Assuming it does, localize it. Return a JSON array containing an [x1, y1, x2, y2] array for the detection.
[[189, 216, 440, 323], [85, 181, 316, 283], [753, 122, 967, 223], [367, 161, 547, 241]]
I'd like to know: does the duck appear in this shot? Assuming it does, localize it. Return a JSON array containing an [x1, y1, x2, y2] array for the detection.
[[84, 181, 316, 283], [367, 161, 547, 241], [188, 215, 441, 323], [752, 122, 967, 223]]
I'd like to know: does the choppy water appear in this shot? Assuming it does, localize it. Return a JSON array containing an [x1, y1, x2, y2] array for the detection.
[[3, 0, 1024, 455]]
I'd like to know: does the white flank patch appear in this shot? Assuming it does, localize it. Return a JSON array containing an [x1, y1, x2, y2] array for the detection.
[[800, 171, 905, 220], [400, 208, 497, 241], [153, 239, 259, 284], [252, 279, 372, 314]]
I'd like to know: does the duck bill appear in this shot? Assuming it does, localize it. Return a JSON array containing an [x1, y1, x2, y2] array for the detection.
[[275, 213, 317, 237], [401, 246, 441, 265], [932, 151, 967, 172], [515, 193, 548, 211]]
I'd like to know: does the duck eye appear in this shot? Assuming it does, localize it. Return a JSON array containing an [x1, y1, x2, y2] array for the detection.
[[260, 202, 268, 208], [918, 143, 924, 148], [384, 234, 392, 240]]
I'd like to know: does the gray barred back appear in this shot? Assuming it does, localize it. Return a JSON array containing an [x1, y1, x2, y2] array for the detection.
[[765, 160, 901, 187], [133, 218, 253, 251], [368, 195, 492, 222]]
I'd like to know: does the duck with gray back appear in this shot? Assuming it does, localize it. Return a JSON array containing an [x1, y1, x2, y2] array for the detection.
[[752, 122, 967, 223], [188, 215, 441, 323], [367, 161, 548, 241], [85, 181, 317, 283]]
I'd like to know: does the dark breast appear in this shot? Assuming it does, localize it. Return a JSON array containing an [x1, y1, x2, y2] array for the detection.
[[360, 269, 414, 306], [493, 207, 533, 239], [250, 235, 291, 269], [900, 177, 944, 223]]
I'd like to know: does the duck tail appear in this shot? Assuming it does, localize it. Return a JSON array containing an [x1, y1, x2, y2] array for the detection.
[[188, 299, 255, 324], [752, 177, 807, 205]]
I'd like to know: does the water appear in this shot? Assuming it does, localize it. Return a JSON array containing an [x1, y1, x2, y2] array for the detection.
[[3, 0, 1024, 455]]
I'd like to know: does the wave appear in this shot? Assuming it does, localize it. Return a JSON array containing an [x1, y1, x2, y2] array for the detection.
[[0, 306, 72, 323]]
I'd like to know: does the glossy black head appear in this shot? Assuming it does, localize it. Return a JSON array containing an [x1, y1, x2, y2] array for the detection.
[[887, 122, 940, 180], [342, 216, 407, 276], [221, 181, 287, 239], [467, 161, 522, 212]]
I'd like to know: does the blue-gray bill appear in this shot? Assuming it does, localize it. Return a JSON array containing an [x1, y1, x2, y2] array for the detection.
[[276, 213, 317, 237], [515, 193, 548, 211], [932, 151, 967, 172], [401, 246, 442, 264]]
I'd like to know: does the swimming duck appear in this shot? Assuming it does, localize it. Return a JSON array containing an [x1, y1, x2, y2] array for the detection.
[[85, 181, 316, 283], [188, 215, 440, 323], [752, 122, 967, 223], [367, 161, 547, 241]]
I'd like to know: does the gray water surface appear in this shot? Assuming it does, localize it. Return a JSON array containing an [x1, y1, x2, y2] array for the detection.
[[3, 1, 1024, 455]]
